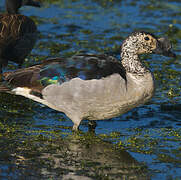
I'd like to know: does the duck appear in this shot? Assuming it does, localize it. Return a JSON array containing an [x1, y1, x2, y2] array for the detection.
[[0, 0, 41, 71], [0, 31, 176, 131]]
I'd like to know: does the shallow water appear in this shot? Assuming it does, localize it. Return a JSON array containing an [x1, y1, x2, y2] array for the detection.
[[0, 0, 181, 179]]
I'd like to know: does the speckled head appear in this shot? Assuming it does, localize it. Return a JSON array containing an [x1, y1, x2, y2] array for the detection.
[[121, 31, 176, 57], [121, 31, 175, 75]]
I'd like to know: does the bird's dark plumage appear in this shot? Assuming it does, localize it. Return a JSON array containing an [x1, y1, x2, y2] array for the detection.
[[0, 0, 40, 70], [0, 54, 126, 93]]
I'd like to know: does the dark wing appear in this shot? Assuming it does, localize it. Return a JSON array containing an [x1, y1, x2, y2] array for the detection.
[[37, 53, 126, 86], [1, 54, 126, 93], [1, 58, 67, 93], [68, 53, 126, 80], [2, 64, 43, 92]]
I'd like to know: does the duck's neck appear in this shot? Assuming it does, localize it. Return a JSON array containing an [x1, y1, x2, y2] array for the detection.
[[121, 48, 149, 76]]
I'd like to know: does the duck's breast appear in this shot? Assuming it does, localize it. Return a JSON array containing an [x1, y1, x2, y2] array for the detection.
[[125, 72, 155, 107], [42, 73, 127, 120]]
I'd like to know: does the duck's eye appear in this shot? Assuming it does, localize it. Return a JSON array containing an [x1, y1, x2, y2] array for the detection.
[[144, 36, 150, 41]]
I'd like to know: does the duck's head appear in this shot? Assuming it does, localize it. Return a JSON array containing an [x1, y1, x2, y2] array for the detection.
[[121, 31, 176, 58], [5, 0, 41, 14]]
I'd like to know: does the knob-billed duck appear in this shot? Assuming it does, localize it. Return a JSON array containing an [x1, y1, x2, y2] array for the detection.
[[0, 31, 176, 131]]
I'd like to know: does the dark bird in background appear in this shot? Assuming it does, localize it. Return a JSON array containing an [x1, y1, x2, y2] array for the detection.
[[0, 0, 41, 72]]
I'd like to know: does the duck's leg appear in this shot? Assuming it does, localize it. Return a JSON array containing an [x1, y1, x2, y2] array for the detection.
[[72, 117, 82, 131], [88, 120, 97, 133], [72, 124, 79, 131], [65, 113, 82, 131]]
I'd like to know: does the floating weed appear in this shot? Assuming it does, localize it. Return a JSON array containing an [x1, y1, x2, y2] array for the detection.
[[114, 128, 181, 166]]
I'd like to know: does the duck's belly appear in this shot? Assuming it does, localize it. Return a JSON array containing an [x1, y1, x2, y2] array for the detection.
[[86, 88, 153, 120], [84, 73, 154, 120], [42, 73, 154, 121]]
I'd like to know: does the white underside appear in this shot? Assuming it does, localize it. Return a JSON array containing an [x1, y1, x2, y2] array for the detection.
[[12, 87, 60, 111]]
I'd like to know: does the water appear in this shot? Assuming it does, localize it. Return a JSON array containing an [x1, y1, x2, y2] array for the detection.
[[0, 0, 180, 179]]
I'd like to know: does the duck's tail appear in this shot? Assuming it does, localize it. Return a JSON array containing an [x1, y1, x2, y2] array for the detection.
[[0, 85, 10, 92]]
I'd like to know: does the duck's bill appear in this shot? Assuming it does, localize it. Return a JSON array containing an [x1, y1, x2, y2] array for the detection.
[[161, 49, 176, 58], [154, 37, 176, 58], [23, 0, 41, 7]]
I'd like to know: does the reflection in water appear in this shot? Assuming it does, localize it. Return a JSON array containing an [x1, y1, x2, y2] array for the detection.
[[0, 134, 150, 179]]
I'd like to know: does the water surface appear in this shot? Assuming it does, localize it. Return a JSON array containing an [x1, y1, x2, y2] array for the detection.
[[0, 0, 180, 179]]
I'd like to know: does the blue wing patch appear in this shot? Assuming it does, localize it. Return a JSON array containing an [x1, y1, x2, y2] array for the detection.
[[39, 64, 69, 86]]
